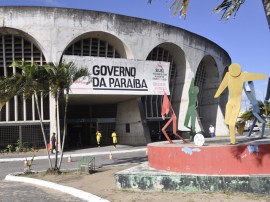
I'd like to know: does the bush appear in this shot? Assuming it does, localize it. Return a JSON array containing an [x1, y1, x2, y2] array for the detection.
[[6, 144, 13, 153]]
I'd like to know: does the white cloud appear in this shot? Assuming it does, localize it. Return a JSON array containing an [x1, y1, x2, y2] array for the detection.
[[32, 0, 62, 7]]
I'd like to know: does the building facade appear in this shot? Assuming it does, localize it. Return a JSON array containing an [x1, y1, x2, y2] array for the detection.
[[0, 6, 230, 148]]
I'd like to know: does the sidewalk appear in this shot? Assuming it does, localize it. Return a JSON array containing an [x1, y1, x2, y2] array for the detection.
[[0, 145, 147, 162], [3, 145, 147, 202], [3, 141, 270, 202]]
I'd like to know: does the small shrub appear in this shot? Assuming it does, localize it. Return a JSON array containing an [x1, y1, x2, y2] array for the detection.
[[6, 144, 13, 153]]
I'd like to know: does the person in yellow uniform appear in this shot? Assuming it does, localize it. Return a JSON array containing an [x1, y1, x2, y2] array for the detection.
[[112, 131, 117, 148], [96, 130, 102, 147]]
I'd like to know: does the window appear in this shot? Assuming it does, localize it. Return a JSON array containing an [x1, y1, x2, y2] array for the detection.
[[125, 123, 130, 133]]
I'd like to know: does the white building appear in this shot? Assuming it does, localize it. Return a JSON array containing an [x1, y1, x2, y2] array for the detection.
[[0, 6, 230, 148]]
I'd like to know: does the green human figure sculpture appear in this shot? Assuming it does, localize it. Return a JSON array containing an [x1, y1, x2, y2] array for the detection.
[[184, 78, 199, 141]]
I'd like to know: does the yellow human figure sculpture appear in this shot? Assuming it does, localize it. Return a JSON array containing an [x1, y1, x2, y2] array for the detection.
[[214, 63, 267, 145]]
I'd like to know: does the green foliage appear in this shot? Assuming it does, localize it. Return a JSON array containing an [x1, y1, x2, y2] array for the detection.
[[0, 60, 91, 169], [15, 139, 24, 152], [239, 100, 270, 123], [214, 0, 245, 20], [44, 61, 91, 98], [0, 74, 21, 110], [6, 144, 13, 153], [45, 61, 91, 170], [2, 139, 35, 153], [0, 61, 51, 112], [9, 61, 50, 98]]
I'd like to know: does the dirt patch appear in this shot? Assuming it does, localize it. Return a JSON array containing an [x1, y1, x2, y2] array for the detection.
[[26, 164, 270, 202]]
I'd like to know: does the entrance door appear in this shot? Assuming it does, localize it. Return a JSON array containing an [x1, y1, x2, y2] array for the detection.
[[66, 118, 116, 148]]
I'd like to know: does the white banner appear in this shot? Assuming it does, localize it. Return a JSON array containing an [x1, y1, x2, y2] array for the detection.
[[63, 55, 170, 95]]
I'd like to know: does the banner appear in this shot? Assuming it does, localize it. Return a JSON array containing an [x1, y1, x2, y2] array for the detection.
[[63, 55, 170, 95]]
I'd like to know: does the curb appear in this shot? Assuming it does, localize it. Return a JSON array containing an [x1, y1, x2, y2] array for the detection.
[[5, 173, 110, 202], [0, 148, 147, 162]]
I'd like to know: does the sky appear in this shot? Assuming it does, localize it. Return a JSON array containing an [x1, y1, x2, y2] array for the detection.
[[1, 0, 270, 107]]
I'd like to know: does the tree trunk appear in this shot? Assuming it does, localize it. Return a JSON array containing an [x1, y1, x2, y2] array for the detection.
[[34, 91, 52, 169], [54, 90, 60, 169], [58, 90, 69, 169]]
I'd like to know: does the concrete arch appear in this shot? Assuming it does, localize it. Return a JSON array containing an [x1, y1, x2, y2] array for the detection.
[[62, 31, 133, 60], [156, 43, 186, 116], [142, 42, 186, 138], [220, 66, 229, 116], [0, 6, 232, 146], [195, 55, 219, 136], [0, 27, 47, 63]]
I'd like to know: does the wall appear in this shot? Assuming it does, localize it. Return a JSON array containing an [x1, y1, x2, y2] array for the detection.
[[116, 99, 148, 145], [0, 6, 231, 144]]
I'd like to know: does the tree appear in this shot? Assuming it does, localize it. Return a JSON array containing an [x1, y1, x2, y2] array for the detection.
[[239, 100, 270, 124], [0, 61, 91, 171], [263, 100, 270, 126], [0, 75, 19, 122], [214, 0, 245, 20], [148, 0, 246, 20], [45, 61, 91, 170], [0, 61, 53, 169], [148, 0, 190, 19]]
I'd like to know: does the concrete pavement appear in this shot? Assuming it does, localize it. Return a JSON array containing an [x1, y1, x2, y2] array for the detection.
[[0, 145, 147, 202], [3, 134, 269, 201]]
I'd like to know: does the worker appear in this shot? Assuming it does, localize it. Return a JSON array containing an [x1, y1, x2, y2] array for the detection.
[[112, 131, 117, 148], [96, 130, 102, 147]]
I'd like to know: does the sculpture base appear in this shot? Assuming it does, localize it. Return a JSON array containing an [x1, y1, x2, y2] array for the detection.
[[147, 136, 270, 175], [115, 163, 270, 194]]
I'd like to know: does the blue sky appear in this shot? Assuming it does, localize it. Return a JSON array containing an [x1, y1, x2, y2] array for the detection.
[[1, 0, 270, 104]]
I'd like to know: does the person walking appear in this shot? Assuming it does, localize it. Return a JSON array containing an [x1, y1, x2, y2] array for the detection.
[[96, 130, 102, 147], [209, 125, 215, 138], [51, 132, 56, 154], [112, 131, 117, 148]]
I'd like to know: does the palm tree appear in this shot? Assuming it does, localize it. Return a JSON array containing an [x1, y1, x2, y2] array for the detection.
[[0, 75, 18, 121], [262, 0, 270, 28], [0, 61, 53, 169], [148, 0, 245, 20], [264, 100, 270, 127], [148, 0, 190, 18], [239, 100, 270, 125], [214, 0, 245, 20], [0, 75, 17, 109], [45, 61, 91, 170]]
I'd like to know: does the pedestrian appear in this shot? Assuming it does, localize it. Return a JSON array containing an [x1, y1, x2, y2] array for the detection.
[[51, 132, 56, 154], [96, 130, 102, 147], [112, 131, 117, 148], [209, 125, 215, 138]]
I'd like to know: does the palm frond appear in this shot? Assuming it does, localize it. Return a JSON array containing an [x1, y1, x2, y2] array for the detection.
[[148, 0, 190, 19], [169, 0, 189, 19], [6, 61, 50, 99], [214, 0, 245, 20], [45, 61, 91, 98]]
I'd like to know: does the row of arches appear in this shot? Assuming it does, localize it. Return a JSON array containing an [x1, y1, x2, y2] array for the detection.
[[0, 27, 227, 147]]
